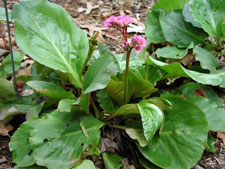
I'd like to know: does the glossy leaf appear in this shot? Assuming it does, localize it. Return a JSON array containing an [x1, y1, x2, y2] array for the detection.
[[0, 78, 16, 101], [186, 95, 225, 131], [139, 95, 208, 169], [12, 0, 89, 88], [159, 11, 206, 47], [106, 71, 157, 105], [96, 89, 119, 114], [193, 46, 219, 72], [139, 157, 161, 169], [103, 153, 124, 169], [131, 65, 167, 84], [0, 93, 45, 120], [0, 50, 24, 78], [182, 3, 202, 28], [10, 120, 37, 167], [0, 7, 12, 22], [148, 57, 224, 86], [83, 54, 114, 93], [14, 165, 45, 169], [27, 81, 75, 99], [178, 82, 223, 107], [145, 9, 165, 43], [109, 104, 139, 119], [152, 0, 188, 12], [126, 128, 148, 147], [58, 99, 76, 112], [138, 100, 164, 142], [190, 0, 225, 38], [10, 109, 103, 169], [156, 46, 188, 59], [72, 160, 95, 169], [206, 134, 216, 153]]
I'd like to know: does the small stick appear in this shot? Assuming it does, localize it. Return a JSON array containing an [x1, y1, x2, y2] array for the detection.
[[3, 0, 18, 99]]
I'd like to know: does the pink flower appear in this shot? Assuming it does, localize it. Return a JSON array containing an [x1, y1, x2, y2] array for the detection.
[[122, 41, 128, 48], [116, 15, 133, 26], [104, 16, 117, 28], [134, 45, 142, 53], [133, 35, 147, 47]]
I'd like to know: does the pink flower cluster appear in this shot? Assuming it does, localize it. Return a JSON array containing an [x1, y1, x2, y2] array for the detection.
[[104, 15, 133, 28], [104, 15, 147, 53], [122, 35, 147, 53]]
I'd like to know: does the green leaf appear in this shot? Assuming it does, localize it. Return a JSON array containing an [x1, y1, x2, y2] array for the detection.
[[83, 54, 114, 93], [58, 99, 76, 112], [145, 9, 165, 43], [14, 165, 46, 169], [148, 57, 224, 86], [139, 95, 208, 169], [182, 3, 202, 28], [72, 160, 95, 169], [27, 81, 75, 99], [0, 78, 16, 101], [152, 0, 188, 12], [126, 128, 148, 147], [193, 46, 219, 72], [0, 7, 12, 22], [10, 109, 103, 169], [103, 153, 124, 169], [178, 82, 223, 107], [96, 89, 119, 114], [147, 97, 172, 111], [190, 0, 225, 38], [12, 0, 89, 88], [131, 65, 168, 84], [139, 157, 161, 169], [0, 50, 24, 78], [0, 93, 45, 120], [106, 71, 157, 105], [74, 93, 90, 112], [109, 104, 139, 119], [10, 120, 36, 167], [206, 134, 216, 153], [138, 100, 164, 142], [186, 95, 225, 131], [156, 46, 188, 59], [159, 11, 207, 47]]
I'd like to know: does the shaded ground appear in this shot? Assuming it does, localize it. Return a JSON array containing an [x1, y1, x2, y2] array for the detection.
[[0, 0, 225, 169]]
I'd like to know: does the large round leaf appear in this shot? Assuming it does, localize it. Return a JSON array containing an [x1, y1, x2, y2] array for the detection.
[[138, 100, 164, 142], [178, 82, 222, 107], [187, 95, 225, 131], [145, 9, 165, 43], [190, 0, 225, 38], [12, 0, 89, 88], [159, 11, 207, 47], [10, 109, 103, 169], [148, 57, 224, 86], [152, 0, 188, 12], [27, 81, 75, 99], [139, 95, 208, 169]]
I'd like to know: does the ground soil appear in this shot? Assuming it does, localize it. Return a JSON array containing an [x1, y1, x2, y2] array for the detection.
[[0, 0, 225, 169]]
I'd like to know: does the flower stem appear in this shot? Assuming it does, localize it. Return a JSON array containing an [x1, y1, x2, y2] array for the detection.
[[124, 49, 131, 104]]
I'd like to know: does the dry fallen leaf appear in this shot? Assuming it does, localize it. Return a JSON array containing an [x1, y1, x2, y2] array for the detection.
[[127, 23, 145, 33], [217, 131, 225, 144], [78, 2, 99, 15], [0, 117, 13, 136], [99, 137, 119, 153], [123, 158, 136, 169]]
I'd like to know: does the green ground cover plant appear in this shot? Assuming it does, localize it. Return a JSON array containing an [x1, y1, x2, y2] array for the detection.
[[0, 0, 225, 168]]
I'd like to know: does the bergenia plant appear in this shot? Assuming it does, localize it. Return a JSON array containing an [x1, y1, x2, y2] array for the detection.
[[104, 15, 147, 104]]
